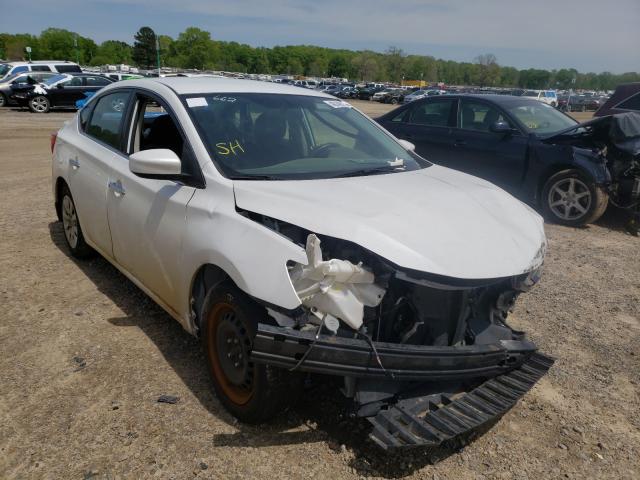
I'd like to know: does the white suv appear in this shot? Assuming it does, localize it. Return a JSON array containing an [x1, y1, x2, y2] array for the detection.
[[51, 77, 551, 447], [0, 61, 81, 81], [522, 89, 558, 107]]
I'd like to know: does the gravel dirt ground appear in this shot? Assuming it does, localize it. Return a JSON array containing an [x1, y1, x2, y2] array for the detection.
[[0, 102, 638, 480]]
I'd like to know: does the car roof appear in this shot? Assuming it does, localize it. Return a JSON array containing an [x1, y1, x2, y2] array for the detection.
[[435, 94, 545, 105], [125, 77, 332, 97]]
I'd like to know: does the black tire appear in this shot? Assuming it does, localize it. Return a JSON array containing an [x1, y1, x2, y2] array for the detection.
[[201, 283, 302, 423], [60, 184, 94, 258], [0, 93, 6, 107], [28, 95, 50, 113], [390, 98, 398, 105], [541, 169, 608, 226]]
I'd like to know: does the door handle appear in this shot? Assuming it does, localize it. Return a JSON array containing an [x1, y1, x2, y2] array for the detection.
[[108, 180, 126, 196], [454, 139, 467, 146], [69, 158, 80, 169]]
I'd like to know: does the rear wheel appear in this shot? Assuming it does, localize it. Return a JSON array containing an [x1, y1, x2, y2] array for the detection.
[[60, 184, 93, 258], [201, 283, 302, 423], [29, 95, 50, 113], [541, 170, 608, 226]]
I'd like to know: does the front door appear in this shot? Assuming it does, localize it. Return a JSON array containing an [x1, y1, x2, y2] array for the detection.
[[106, 93, 196, 311], [449, 98, 528, 194]]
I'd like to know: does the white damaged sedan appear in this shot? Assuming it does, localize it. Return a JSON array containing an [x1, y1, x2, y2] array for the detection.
[[52, 77, 552, 449]]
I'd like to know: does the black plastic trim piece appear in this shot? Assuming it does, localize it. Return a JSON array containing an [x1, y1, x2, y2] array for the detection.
[[250, 323, 538, 381]]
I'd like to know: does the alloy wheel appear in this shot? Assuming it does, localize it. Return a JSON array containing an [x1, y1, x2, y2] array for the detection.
[[547, 177, 592, 221], [30, 96, 49, 113]]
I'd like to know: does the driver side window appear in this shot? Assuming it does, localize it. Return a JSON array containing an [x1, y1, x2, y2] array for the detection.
[[459, 100, 511, 133], [129, 95, 194, 176]]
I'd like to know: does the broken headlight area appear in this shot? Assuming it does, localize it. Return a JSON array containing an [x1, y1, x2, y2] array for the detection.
[[242, 210, 553, 448]]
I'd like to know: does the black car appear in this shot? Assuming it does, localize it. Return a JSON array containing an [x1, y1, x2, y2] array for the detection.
[[377, 94, 640, 226], [356, 86, 384, 100], [0, 72, 58, 107], [11, 73, 113, 113]]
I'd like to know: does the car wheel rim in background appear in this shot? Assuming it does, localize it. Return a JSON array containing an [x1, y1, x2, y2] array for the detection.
[[31, 97, 48, 112], [548, 177, 592, 221], [62, 195, 79, 249]]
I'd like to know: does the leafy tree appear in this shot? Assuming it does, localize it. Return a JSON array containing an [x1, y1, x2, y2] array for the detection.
[[90, 40, 132, 66], [328, 55, 349, 78], [351, 51, 379, 81], [132, 26, 157, 69], [474, 53, 500, 86], [173, 27, 215, 69], [384, 46, 405, 83]]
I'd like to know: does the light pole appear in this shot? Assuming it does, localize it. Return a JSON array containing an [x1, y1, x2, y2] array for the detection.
[[74, 34, 79, 64], [25, 46, 32, 62], [155, 35, 161, 76]]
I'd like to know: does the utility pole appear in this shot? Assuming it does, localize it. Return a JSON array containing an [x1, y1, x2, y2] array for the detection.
[[74, 34, 79, 64], [155, 35, 161, 77]]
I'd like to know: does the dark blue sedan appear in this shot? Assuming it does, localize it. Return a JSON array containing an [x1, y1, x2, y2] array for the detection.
[[376, 94, 623, 226]]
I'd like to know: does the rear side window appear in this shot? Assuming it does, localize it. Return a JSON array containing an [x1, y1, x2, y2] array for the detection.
[[408, 99, 456, 127], [55, 64, 82, 73], [12, 66, 29, 74], [31, 65, 51, 72], [85, 92, 132, 151]]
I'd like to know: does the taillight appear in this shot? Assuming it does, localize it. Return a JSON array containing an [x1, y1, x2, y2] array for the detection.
[[50, 132, 57, 154]]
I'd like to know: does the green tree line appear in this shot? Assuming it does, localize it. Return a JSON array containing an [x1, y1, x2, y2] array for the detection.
[[1, 27, 638, 90]]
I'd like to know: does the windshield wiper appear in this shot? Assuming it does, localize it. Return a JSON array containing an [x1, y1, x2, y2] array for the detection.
[[229, 174, 281, 180], [333, 165, 406, 178]]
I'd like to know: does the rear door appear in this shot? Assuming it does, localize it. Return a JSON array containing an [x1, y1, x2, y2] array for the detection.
[[381, 97, 457, 163], [65, 90, 134, 256], [449, 98, 528, 193], [106, 92, 200, 311]]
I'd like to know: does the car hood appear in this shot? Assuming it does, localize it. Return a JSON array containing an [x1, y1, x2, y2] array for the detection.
[[233, 165, 546, 280]]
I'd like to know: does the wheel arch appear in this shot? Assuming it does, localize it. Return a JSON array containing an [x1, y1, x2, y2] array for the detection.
[[189, 263, 234, 336], [536, 162, 605, 208], [54, 176, 68, 221]]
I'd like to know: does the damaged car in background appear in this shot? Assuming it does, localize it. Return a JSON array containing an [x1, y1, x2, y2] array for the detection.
[[378, 95, 640, 229], [51, 77, 553, 450]]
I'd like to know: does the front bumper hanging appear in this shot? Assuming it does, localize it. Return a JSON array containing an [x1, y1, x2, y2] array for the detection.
[[367, 352, 554, 449], [251, 323, 539, 381]]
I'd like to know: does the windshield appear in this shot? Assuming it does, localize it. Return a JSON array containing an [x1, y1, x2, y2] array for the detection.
[[0, 63, 10, 77], [506, 102, 578, 135], [184, 93, 428, 179], [43, 74, 68, 86]]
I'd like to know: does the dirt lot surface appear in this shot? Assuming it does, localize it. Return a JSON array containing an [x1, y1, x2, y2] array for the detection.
[[0, 104, 638, 480]]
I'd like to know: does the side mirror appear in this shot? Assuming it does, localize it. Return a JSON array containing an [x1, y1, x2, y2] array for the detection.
[[56, 83, 64, 89], [397, 139, 416, 151], [490, 121, 515, 134], [129, 149, 181, 178]]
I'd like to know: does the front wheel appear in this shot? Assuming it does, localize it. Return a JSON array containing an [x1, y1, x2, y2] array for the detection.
[[541, 170, 608, 226], [201, 283, 302, 423], [29, 95, 50, 113], [0, 93, 7, 107]]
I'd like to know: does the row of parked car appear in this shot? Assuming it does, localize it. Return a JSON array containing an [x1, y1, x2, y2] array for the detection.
[[0, 60, 146, 112]]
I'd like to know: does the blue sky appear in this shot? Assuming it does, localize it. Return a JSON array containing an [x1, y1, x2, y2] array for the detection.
[[3, 0, 639, 73]]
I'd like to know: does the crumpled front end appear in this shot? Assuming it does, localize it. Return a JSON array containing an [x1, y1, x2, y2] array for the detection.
[[240, 210, 553, 448]]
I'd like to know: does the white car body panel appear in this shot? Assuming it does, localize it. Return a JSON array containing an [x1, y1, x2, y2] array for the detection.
[[52, 77, 546, 336], [233, 165, 545, 280]]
